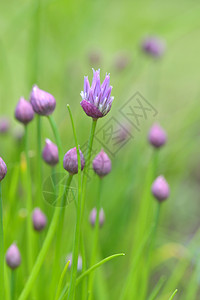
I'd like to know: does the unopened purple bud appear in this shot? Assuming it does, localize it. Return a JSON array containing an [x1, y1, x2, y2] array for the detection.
[[151, 175, 170, 202], [66, 253, 82, 271], [6, 243, 21, 269], [93, 150, 111, 178], [0, 117, 10, 133], [142, 36, 166, 58], [63, 147, 85, 175], [30, 85, 56, 116], [15, 97, 34, 125], [32, 208, 47, 232], [148, 123, 167, 149], [0, 157, 7, 182], [89, 207, 105, 228], [42, 139, 59, 166]]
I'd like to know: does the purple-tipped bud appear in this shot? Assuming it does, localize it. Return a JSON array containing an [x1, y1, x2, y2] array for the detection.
[[93, 150, 111, 178], [6, 243, 21, 269], [80, 69, 114, 119], [142, 36, 166, 58], [151, 175, 170, 202], [0, 117, 10, 133], [66, 253, 82, 271], [32, 208, 47, 232], [30, 85, 56, 116], [89, 207, 105, 228], [148, 123, 167, 149], [15, 97, 34, 125], [42, 139, 59, 166], [63, 147, 85, 175], [0, 157, 7, 182]]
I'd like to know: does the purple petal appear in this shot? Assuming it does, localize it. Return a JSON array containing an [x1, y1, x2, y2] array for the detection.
[[93, 75, 101, 99], [80, 99, 103, 119], [84, 76, 90, 95]]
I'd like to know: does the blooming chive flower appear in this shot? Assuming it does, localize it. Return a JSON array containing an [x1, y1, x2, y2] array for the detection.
[[66, 253, 82, 271], [32, 208, 47, 232], [89, 207, 105, 228], [93, 149, 111, 177], [151, 175, 170, 202], [30, 85, 56, 116], [63, 147, 85, 175], [42, 139, 59, 166], [148, 123, 167, 149], [15, 97, 34, 125], [6, 243, 21, 269], [0, 117, 10, 133], [80, 69, 114, 119], [0, 157, 7, 181]]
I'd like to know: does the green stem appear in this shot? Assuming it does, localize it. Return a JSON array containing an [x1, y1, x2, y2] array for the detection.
[[0, 182, 4, 299], [48, 115, 63, 165], [55, 261, 71, 300], [37, 115, 43, 206], [88, 178, 103, 300], [10, 271, 15, 300]]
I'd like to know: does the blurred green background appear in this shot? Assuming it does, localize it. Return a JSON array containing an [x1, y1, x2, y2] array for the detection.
[[1, 0, 200, 299]]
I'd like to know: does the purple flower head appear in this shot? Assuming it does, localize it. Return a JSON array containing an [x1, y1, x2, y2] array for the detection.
[[42, 139, 59, 166], [142, 36, 166, 58], [89, 207, 105, 228], [63, 147, 85, 175], [30, 85, 56, 116], [151, 175, 170, 202], [15, 97, 34, 125], [32, 207, 47, 232], [0, 117, 10, 133], [66, 253, 82, 271], [80, 69, 114, 119], [6, 243, 21, 269], [148, 123, 167, 149], [0, 157, 7, 182], [93, 149, 111, 178]]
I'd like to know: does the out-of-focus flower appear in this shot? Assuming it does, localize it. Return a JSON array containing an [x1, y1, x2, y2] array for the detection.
[[0, 157, 7, 181], [0, 117, 10, 133], [63, 147, 85, 175], [6, 243, 21, 269], [88, 50, 101, 66], [114, 52, 130, 71], [32, 208, 47, 232], [142, 36, 166, 58], [89, 207, 105, 228], [148, 123, 167, 149], [13, 126, 25, 142], [66, 253, 82, 271], [15, 97, 34, 125], [30, 85, 56, 116], [80, 69, 114, 119], [42, 139, 59, 166], [152, 175, 170, 202], [93, 149, 111, 178]]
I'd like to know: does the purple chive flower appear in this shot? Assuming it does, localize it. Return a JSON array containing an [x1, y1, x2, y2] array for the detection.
[[30, 85, 56, 116], [32, 208, 47, 232], [66, 253, 82, 271], [42, 139, 59, 166], [6, 243, 21, 269], [142, 36, 166, 58], [0, 157, 7, 182], [151, 175, 170, 202], [0, 117, 10, 134], [15, 97, 34, 125], [80, 69, 114, 119], [89, 207, 105, 228], [148, 123, 167, 149], [63, 147, 85, 175], [93, 149, 111, 178]]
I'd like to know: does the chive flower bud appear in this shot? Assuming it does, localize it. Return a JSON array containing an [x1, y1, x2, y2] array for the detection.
[[32, 207, 47, 232], [142, 36, 166, 58], [148, 123, 167, 149], [0, 157, 7, 181], [6, 243, 21, 269], [89, 207, 105, 228], [42, 139, 59, 166], [151, 175, 170, 202], [30, 85, 56, 116], [15, 97, 34, 125], [80, 69, 114, 119], [92, 149, 111, 178], [66, 253, 82, 271], [0, 117, 10, 133], [63, 147, 85, 175]]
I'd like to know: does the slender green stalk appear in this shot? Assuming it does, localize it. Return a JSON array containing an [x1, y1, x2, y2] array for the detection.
[[147, 276, 165, 300], [169, 289, 178, 300], [0, 182, 4, 299], [66, 105, 82, 300], [36, 115, 43, 206], [10, 271, 15, 300], [88, 178, 103, 300], [48, 115, 63, 163], [55, 261, 71, 300], [24, 126, 34, 272], [80, 231, 87, 300]]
